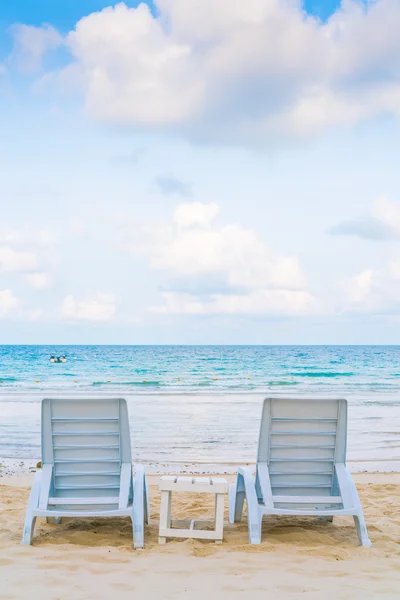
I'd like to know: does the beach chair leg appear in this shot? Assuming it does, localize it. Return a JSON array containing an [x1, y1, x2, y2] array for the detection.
[[132, 508, 144, 549], [144, 475, 150, 526], [335, 464, 371, 547], [130, 515, 143, 549], [21, 513, 37, 545], [246, 496, 262, 545], [21, 470, 41, 545], [229, 475, 245, 523], [133, 466, 146, 549], [237, 467, 262, 544], [353, 511, 372, 547], [133, 509, 144, 550]]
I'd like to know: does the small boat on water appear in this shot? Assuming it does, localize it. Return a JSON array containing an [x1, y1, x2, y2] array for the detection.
[[50, 356, 67, 363]]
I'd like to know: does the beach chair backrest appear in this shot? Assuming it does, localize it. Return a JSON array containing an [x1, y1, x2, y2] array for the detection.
[[257, 398, 347, 497], [41, 398, 131, 502]]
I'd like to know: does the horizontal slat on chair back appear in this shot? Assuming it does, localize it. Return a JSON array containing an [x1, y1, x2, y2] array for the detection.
[[42, 398, 131, 509], [258, 398, 347, 498]]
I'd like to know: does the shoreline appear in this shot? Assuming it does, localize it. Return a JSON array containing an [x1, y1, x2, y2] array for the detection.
[[2, 457, 400, 479], [2, 393, 399, 466]]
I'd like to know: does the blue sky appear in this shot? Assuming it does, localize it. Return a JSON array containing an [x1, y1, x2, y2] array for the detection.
[[0, 1, 341, 56], [1, 1, 400, 344], [0, 0, 340, 25]]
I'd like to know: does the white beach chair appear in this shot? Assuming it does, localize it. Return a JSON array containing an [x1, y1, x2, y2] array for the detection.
[[21, 397, 149, 548], [229, 397, 371, 546]]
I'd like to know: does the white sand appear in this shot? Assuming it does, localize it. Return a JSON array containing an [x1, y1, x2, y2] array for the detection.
[[1, 473, 399, 599]]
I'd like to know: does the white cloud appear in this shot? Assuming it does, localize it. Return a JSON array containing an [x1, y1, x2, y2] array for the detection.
[[0, 226, 56, 246], [137, 201, 317, 316], [0, 246, 38, 272], [0, 289, 43, 321], [0, 290, 20, 317], [151, 289, 318, 316], [147, 202, 305, 291], [58, 0, 400, 145], [330, 196, 400, 240], [24, 308, 43, 322], [173, 202, 219, 228], [345, 262, 400, 313], [0, 226, 57, 285], [25, 272, 52, 289], [346, 269, 375, 304], [61, 292, 116, 322], [9, 23, 63, 73], [371, 196, 400, 234]]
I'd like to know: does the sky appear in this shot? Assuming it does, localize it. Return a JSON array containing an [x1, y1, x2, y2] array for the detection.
[[1, 0, 400, 345]]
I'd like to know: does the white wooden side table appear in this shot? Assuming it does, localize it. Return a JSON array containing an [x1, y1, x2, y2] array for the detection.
[[158, 476, 228, 544]]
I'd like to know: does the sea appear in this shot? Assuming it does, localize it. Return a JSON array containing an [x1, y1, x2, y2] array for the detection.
[[0, 345, 399, 470]]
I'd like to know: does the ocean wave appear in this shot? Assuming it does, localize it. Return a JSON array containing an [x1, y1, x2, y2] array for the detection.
[[268, 381, 299, 386], [290, 372, 354, 378], [54, 373, 77, 377], [92, 380, 161, 386]]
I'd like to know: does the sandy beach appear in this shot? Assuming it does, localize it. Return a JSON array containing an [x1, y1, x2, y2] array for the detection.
[[1, 472, 399, 599]]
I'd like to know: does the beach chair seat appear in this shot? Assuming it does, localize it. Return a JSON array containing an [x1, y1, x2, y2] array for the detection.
[[229, 398, 371, 546], [21, 397, 149, 548]]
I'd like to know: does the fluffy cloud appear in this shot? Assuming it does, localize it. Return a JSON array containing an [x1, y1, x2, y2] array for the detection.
[[148, 202, 306, 290], [0, 226, 57, 285], [330, 196, 400, 241], [0, 246, 38, 272], [24, 308, 43, 322], [173, 202, 219, 228], [344, 262, 400, 313], [25, 272, 52, 289], [0, 289, 43, 321], [0, 290, 20, 317], [57, 0, 400, 144], [138, 201, 318, 315], [0, 226, 56, 246], [151, 289, 318, 316], [9, 24, 63, 73], [61, 292, 116, 322]]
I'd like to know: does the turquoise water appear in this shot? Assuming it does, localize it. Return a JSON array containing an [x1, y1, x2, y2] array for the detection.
[[0, 345, 399, 465], [1, 345, 400, 394]]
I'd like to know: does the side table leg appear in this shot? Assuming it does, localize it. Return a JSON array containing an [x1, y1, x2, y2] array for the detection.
[[159, 490, 172, 545], [215, 492, 225, 542]]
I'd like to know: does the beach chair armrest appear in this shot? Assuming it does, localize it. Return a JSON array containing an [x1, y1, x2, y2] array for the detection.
[[237, 467, 261, 508], [28, 469, 42, 510], [335, 463, 360, 510], [256, 463, 274, 509], [39, 464, 53, 510], [119, 463, 132, 509]]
